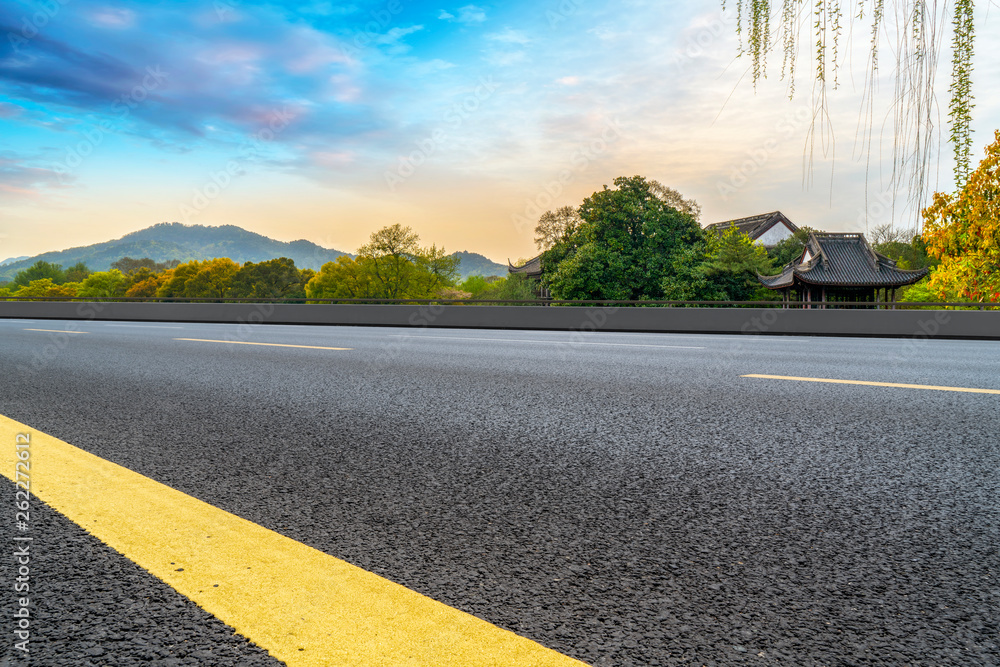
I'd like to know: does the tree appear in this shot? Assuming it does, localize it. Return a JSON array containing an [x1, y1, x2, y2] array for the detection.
[[157, 261, 206, 298], [305, 256, 379, 300], [64, 262, 91, 283], [11, 279, 78, 299], [155, 259, 239, 299], [77, 270, 128, 298], [662, 226, 775, 302], [185, 258, 240, 299], [460, 275, 492, 297], [534, 206, 582, 251], [542, 176, 704, 300], [920, 129, 1000, 302], [13, 261, 65, 286], [230, 258, 307, 299], [112, 257, 180, 274], [648, 180, 701, 220], [766, 226, 817, 267], [701, 224, 775, 301], [869, 224, 935, 270], [411, 244, 460, 296], [476, 273, 537, 303], [125, 277, 160, 298], [727, 0, 978, 212], [357, 224, 421, 298]]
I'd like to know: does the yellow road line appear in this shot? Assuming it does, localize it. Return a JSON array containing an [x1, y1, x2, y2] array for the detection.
[[742, 374, 1000, 395], [24, 328, 88, 334], [1, 415, 585, 667], [175, 338, 351, 351]]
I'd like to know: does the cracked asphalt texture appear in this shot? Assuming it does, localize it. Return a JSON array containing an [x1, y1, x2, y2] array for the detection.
[[1, 319, 998, 666]]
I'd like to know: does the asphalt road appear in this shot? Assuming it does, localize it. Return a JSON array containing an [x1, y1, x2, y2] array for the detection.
[[1, 318, 998, 666]]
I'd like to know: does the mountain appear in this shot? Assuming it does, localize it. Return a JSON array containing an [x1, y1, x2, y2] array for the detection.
[[451, 251, 507, 280], [0, 223, 349, 281], [0, 256, 29, 266]]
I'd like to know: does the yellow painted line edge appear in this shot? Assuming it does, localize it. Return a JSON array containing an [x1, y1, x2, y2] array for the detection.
[[23, 328, 88, 334], [175, 337, 351, 351], [0, 415, 587, 667], [742, 374, 1000, 395]]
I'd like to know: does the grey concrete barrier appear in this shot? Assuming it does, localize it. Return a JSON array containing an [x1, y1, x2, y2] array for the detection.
[[0, 301, 998, 340]]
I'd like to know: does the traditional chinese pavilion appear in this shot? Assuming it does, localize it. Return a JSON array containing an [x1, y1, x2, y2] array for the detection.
[[758, 232, 928, 306]]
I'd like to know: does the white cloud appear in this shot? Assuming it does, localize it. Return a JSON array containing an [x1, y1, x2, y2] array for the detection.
[[408, 59, 457, 77], [457, 5, 487, 23], [374, 25, 425, 54], [488, 28, 530, 45], [556, 76, 580, 86], [437, 10, 455, 20]]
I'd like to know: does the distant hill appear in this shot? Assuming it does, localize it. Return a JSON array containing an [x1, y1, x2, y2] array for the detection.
[[452, 251, 507, 280], [0, 256, 29, 266], [0, 223, 349, 281]]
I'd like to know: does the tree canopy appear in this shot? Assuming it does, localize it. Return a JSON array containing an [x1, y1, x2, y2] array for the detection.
[[920, 129, 1000, 302], [541, 176, 705, 300], [305, 225, 461, 300]]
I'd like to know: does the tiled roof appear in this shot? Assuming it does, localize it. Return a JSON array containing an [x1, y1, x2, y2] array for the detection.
[[705, 211, 798, 241], [759, 233, 929, 288], [508, 254, 542, 276]]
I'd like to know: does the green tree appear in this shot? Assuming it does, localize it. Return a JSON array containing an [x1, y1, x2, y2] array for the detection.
[[411, 244, 460, 297], [230, 258, 307, 299], [542, 176, 704, 300], [357, 224, 421, 298], [112, 256, 181, 274], [476, 273, 537, 303], [869, 225, 935, 271], [11, 279, 78, 299], [700, 224, 775, 301], [77, 270, 128, 298], [305, 256, 379, 300], [460, 275, 491, 296], [766, 226, 817, 268], [14, 261, 65, 286], [64, 262, 91, 283]]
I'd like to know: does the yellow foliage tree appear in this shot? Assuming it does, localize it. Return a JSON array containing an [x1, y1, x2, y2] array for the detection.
[[921, 130, 1000, 303]]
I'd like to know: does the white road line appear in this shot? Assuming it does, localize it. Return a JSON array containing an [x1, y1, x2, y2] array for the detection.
[[102, 324, 184, 329], [388, 334, 705, 349]]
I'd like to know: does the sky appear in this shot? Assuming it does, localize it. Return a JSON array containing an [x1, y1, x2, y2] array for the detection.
[[1, 0, 998, 263]]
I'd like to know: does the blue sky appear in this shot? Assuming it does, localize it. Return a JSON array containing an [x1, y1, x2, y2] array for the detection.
[[1, 0, 998, 262]]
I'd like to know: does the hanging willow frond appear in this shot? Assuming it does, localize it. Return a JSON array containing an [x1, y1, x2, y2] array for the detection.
[[728, 0, 976, 231], [949, 0, 975, 185]]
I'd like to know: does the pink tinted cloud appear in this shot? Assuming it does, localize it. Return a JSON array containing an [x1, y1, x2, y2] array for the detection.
[[310, 150, 355, 168]]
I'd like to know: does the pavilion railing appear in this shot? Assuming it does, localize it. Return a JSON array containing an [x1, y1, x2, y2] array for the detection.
[[0, 297, 998, 310]]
